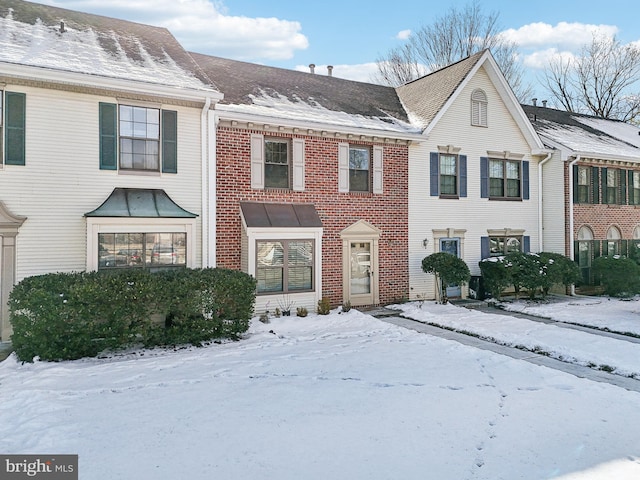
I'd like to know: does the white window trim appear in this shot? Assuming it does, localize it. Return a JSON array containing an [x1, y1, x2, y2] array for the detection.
[[86, 217, 197, 271]]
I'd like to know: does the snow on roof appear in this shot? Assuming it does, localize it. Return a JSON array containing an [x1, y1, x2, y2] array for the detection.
[[536, 118, 640, 159], [0, 6, 216, 92], [576, 116, 640, 149], [216, 89, 421, 135]]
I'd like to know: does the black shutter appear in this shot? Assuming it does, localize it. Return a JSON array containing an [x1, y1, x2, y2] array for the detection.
[[429, 152, 439, 196], [620, 169, 627, 205], [573, 165, 579, 203], [592, 167, 600, 204], [522, 161, 530, 200], [459, 155, 467, 197], [480, 157, 489, 198], [162, 110, 178, 173], [99, 102, 117, 170], [481, 236, 490, 259], [5, 92, 26, 166]]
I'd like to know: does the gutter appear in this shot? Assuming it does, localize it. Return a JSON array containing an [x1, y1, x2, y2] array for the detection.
[[537, 151, 553, 252], [568, 155, 581, 295], [200, 97, 212, 267]]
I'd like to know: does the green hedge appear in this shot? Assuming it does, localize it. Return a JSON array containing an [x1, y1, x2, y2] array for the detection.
[[479, 252, 580, 300], [9, 268, 256, 362], [592, 256, 640, 298]]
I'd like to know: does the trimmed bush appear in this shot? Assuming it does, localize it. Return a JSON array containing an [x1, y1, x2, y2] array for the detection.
[[478, 257, 511, 300], [538, 252, 581, 296], [504, 252, 542, 299], [422, 252, 471, 303], [9, 268, 256, 362], [592, 256, 640, 298]]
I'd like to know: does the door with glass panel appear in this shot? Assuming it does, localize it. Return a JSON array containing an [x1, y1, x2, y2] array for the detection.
[[440, 238, 461, 298], [348, 241, 375, 305]]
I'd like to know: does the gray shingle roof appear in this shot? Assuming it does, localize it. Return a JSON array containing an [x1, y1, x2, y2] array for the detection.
[[396, 51, 485, 129], [0, 0, 217, 92], [190, 52, 409, 123]]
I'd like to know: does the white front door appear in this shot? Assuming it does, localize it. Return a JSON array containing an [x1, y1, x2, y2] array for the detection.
[[348, 241, 374, 305]]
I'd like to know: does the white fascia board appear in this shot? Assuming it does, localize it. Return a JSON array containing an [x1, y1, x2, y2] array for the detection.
[[215, 108, 423, 143], [566, 151, 640, 164], [0, 61, 223, 103]]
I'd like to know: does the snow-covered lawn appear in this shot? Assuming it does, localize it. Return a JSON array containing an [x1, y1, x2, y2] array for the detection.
[[1, 299, 640, 480], [394, 295, 640, 378]]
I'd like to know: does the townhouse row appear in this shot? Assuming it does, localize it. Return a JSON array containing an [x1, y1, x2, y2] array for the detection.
[[1, 0, 639, 339]]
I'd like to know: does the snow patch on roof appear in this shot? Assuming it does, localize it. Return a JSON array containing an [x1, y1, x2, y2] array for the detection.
[[0, 12, 212, 91], [216, 89, 421, 135], [575, 116, 640, 149], [536, 118, 640, 159]]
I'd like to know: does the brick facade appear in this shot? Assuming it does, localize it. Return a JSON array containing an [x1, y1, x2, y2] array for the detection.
[[215, 126, 409, 306], [565, 161, 640, 255]]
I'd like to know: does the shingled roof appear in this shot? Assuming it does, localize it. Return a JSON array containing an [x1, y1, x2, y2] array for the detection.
[[522, 104, 640, 159], [191, 52, 421, 135], [396, 50, 486, 130], [0, 0, 218, 92]]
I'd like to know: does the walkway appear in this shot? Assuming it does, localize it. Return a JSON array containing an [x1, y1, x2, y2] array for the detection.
[[364, 305, 640, 393]]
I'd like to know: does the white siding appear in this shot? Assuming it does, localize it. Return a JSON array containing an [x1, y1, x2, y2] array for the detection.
[[0, 84, 204, 282], [408, 67, 540, 300], [542, 151, 566, 254]]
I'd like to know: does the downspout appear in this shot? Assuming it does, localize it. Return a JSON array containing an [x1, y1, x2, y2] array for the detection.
[[537, 152, 552, 252], [568, 155, 581, 295], [209, 111, 219, 267], [200, 97, 212, 267]]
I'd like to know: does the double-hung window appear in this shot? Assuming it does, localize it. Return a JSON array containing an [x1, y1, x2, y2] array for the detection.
[[264, 138, 290, 188], [430, 151, 467, 197], [256, 239, 314, 294], [349, 146, 370, 192], [576, 166, 590, 203], [489, 159, 520, 199], [99, 103, 177, 173], [630, 171, 640, 205], [602, 168, 620, 204], [338, 143, 383, 194], [1, 90, 26, 166]]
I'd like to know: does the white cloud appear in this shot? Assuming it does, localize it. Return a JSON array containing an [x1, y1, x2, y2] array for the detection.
[[501, 21, 619, 50], [44, 0, 309, 60], [396, 29, 412, 41], [521, 48, 577, 70]]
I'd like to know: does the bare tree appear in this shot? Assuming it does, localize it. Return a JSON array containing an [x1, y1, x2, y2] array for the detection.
[[543, 34, 640, 123], [374, 1, 532, 101]]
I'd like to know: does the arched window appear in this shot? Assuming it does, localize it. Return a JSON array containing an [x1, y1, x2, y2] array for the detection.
[[576, 226, 594, 285], [471, 89, 488, 127], [606, 226, 621, 256]]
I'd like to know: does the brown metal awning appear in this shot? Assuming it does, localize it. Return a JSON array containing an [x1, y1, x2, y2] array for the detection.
[[240, 202, 322, 228]]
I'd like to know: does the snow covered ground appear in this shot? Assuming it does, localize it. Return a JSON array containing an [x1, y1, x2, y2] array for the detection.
[[1, 297, 640, 479]]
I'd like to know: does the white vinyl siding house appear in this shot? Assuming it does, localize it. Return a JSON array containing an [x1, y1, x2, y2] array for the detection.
[[403, 56, 545, 301]]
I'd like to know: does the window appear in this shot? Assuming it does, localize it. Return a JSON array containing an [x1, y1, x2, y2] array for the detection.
[[576, 166, 590, 203], [1, 90, 26, 166], [603, 168, 619, 204], [440, 154, 457, 195], [256, 240, 314, 294], [471, 89, 487, 127], [349, 146, 370, 192], [250, 134, 305, 190], [264, 138, 289, 188], [575, 226, 595, 284], [605, 226, 621, 256], [99, 103, 177, 173], [489, 236, 522, 256], [98, 232, 186, 270], [489, 159, 520, 198]]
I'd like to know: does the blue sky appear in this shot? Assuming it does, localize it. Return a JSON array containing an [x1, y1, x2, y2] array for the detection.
[[43, 0, 640, 99]]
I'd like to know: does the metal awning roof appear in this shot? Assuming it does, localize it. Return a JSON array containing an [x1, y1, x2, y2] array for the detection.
[[240, 202, 322, 228], [85, 188, 197, 218]]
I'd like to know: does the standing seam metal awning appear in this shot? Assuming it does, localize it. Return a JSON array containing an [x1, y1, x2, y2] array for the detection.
[[85, 188, 197, 218], [240, 202, 322, 228]]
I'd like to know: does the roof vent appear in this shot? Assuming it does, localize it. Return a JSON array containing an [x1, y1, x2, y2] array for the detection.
[[59, 21, 66, 33], [309, 64, 315, 74], [532, 98, 537, 106], [542, 100, 547, 108], [327, 65, 333, 77]]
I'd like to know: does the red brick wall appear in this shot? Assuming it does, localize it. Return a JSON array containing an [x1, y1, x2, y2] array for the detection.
[[564, 162, 640, 255], [216, 126, 409, 306]]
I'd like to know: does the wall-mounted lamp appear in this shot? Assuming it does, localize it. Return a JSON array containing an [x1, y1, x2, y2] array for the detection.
[[422, 238, 429, 248]]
